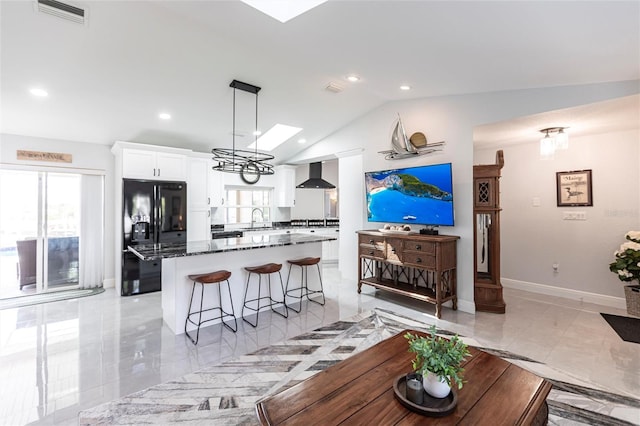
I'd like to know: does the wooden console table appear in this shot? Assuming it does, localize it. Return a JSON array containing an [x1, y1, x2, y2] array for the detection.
[[256, 329, 551, 425], [357, 230, 459, 318]]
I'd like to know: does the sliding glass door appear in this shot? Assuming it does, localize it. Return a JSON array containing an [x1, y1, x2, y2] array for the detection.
[[0, 170, 81, 298]]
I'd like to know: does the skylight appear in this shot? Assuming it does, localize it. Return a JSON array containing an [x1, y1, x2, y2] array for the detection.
[[248, 124, 302, 151], [240, 0, 327, 23]]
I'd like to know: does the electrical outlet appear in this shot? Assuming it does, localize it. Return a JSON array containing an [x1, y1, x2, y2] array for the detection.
[[564, 211, 587, 220]]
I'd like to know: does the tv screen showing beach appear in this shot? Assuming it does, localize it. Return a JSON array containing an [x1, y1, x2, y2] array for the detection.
[[365, 163, 454, 226]]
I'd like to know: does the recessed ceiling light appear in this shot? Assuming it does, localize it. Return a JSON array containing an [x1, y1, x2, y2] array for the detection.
[[241, 0, 327, 23], [400, 85, 411, 91], [298, 138, 306, 144], [158, 112, 171, 120], [29, 87, 48, 97], [347, 75, 360, 82], [248, 123, 302, 151]]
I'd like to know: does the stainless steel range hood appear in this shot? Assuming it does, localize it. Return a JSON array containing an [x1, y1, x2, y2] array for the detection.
[[296, 162, 335, 189]]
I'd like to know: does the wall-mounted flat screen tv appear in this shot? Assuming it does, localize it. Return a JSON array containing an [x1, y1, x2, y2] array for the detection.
[[365, 163, 454, 226]]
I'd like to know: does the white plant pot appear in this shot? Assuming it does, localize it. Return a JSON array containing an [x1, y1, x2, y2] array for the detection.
[[423, 372, 451, 398]]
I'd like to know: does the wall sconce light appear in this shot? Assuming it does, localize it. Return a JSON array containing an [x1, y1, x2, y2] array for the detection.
[[539, 127, 569, 159]]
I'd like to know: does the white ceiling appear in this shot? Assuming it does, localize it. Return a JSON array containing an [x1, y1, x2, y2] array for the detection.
[[1, 1, 639, 163], [474, 94, 640, 149]]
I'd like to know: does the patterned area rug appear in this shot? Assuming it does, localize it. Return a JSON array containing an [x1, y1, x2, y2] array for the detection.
[[0, 287, 105, 310], [78, 308, 640, 425]]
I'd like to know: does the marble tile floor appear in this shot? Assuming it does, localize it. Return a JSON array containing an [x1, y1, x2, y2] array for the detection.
[[0, 265, 638, 425], [78, 308, 640, 425]]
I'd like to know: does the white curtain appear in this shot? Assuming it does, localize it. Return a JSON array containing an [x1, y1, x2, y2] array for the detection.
[[79, 174, 104, 288]]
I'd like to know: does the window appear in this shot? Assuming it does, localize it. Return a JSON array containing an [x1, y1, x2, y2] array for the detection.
[[225, 187, 271, 225]]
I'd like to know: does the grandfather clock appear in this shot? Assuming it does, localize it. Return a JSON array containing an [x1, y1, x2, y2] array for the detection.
[[473, 150, 506, 313]]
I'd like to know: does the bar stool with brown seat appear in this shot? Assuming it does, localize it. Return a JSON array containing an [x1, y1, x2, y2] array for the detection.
[[242, 263, 288, 327], [285, 257, 325, 313], [185, 270, 237, 345]]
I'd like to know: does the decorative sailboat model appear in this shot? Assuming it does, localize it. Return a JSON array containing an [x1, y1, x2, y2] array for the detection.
[[379, 114, 445, 160]]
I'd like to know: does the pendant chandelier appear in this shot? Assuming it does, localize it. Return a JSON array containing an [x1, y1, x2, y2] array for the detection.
[[212, 79, 274, 183]]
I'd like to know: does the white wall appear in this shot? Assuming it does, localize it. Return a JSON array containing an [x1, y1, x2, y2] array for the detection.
[[338, 153, 364, 279], [292, 160, 339, 219], [290, 80, 640, 314], [476, 128, 639, 301], [0, 133, 115, 286]]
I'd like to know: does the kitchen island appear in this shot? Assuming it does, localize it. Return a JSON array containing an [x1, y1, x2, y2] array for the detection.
[[128, 233, 336, 335]]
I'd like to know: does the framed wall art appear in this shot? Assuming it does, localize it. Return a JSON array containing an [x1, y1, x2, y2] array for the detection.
[[556, 169, 592, 207]]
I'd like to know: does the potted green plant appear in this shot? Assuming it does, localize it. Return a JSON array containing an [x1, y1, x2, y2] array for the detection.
[[609, 231, 640, 317], [405, 326, 471, 398]]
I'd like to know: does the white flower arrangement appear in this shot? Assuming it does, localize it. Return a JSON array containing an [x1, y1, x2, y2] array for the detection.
[[610, 231, 640, 284]]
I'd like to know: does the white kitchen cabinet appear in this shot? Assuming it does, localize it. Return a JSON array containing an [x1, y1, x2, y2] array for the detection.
[[209, 168, 224, 207], [321, 228, 340, 262], [122, 148, 187, 181], [188, 156, 210, 210], [185, 154, 226, 242], [187, 208, 210, 243], [275, 165, 296, 207], [295, 228, 339, 263]]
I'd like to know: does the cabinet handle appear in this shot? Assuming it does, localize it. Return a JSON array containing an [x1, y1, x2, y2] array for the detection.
[[369, 251, 374, 255], [416, 244, 421, 250], [153, 168, 156, 176], [208, 197, 210, 205], [310, 229, 315, 233], [369, 239, 375, 244], [158, 168, 160, 176], [391, 248, 396, 253], [208, 210, 210, 217], [221, 198, 224, 205], [416, 258, 422, 263]]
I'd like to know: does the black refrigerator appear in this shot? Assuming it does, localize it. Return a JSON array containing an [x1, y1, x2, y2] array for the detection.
[[122, 179, 187, 296]]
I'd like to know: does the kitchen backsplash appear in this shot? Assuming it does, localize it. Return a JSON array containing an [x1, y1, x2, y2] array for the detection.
[[212, 219, 339, 232]]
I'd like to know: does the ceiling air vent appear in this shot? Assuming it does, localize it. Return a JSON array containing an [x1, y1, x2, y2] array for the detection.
[[325, 82, 343, 93], [36, 0, 87, 25]]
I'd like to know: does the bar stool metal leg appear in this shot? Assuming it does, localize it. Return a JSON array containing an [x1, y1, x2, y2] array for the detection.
[[285, 257, 325, 313], [242, 272, 260, 327], [308, 263, 326, 306], [242, 263, 288, 327], [285, 265, 303, 313], [185, 270, 237, 345], [184, 281, 200, 344], [219, 278, 238, 333]]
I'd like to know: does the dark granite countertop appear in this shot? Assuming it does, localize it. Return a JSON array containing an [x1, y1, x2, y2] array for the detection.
[[128, 232, 336, 261]]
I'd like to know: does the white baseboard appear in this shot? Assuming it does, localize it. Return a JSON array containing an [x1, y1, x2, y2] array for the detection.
[[456, 299, 475, 314], [103, 278, 115, 289], [502, 278, 626, 310]]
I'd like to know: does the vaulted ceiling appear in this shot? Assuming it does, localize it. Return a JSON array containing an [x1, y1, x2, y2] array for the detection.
[[1, 1, 638, 163]]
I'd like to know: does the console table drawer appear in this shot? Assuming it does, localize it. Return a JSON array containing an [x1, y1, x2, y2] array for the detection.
[[403, 252, 436, 268], [404, 241, 436, 255], [358, 234, 385, 246], [359, 246, 385, 260]]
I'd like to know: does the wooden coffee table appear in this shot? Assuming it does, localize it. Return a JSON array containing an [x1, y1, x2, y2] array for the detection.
[[256, 329, 551, 425]]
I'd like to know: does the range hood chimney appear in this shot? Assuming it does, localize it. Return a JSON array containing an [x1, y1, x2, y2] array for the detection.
[[296, 162, 335, 189]]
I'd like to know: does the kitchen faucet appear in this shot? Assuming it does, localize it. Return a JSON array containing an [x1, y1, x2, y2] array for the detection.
[[251, 208, 264, 228]]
